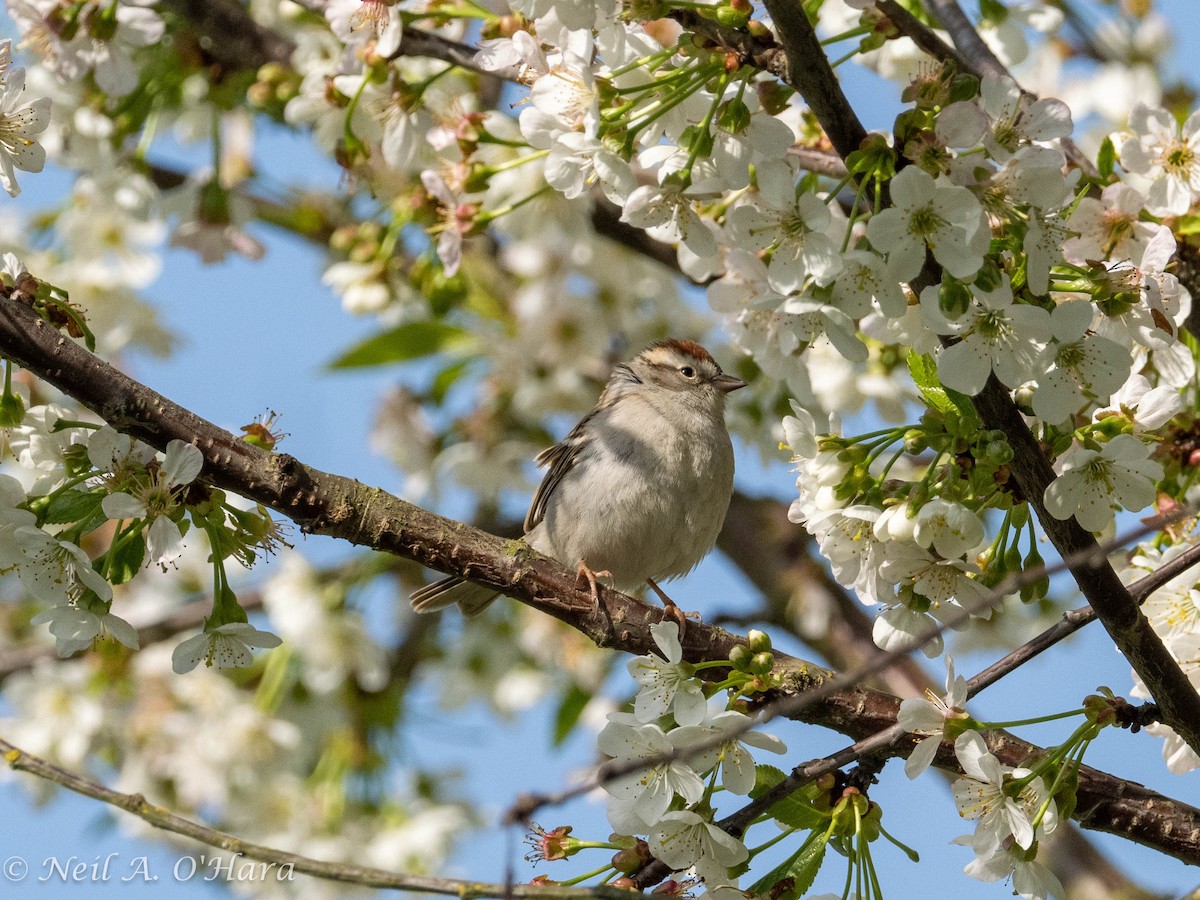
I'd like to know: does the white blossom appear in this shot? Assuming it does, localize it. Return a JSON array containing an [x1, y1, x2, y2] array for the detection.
[[29, 603, 139, 658], [921, 276, 1052, 395], [648, 810, 748, 883], [1032, 300, 1131, 424], [1117, 103, 1200, 216], [689, 709, 786, 796], [898, 656, 969, 778], [952, 731, 1057, 854], [1063, 183, 1157, 265], [597, 714, 718, 834], [1044, 433, 1162, 532], [866, 166, 989, 281], [629, 621, 706, 726], [171, 623, 283, 674], [913, 499, 985, 559], [622, 180, 718, 259], [0, 63, 50, 197], [727, 176, 842, 291], [959, 840, 1064, 899]]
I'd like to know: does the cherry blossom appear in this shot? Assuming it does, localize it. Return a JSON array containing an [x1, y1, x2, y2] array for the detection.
[[29, 603, 139, 658], [628, 621, 706, 726], [1063, 183, 1157, 265], [899, 656, 970, 778], [727, 173, 842, 291], [648, 810, 748, 884], [171, 623, 283, 675], [621, 180, 718, 259], [687, 710, 786, 796], [1117, 103, 1200, 216], [0, 61, 50, 197], [1032, 300, 1131, 424], [1043, 434, 1163, 533], [912, 499, 985, 559], [866, 166, 989, 281], [951, 731, 1057, 854], [959, 840, 1065, 899], [921, 276, 1052, 395], [597, 714, 717, 834]]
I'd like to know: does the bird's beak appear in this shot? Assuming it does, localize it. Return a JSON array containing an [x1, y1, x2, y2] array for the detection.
[[712, 373, 747, 393]]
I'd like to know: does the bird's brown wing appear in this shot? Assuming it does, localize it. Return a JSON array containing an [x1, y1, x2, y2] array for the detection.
[[523, 410, 596, 532]]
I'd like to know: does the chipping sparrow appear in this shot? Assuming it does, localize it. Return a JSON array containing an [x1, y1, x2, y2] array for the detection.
[[410, 339, 746, 617]]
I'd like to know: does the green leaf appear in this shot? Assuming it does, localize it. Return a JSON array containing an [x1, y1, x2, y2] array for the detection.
[[907, 352, 981, 429], [41, 489, 105, 526], [746, 829, 830, 897], [107, 533, 146, 586], [748, 765, 825, 830], [1176, 214, 1200, 236], [431, 359, 470, 405], [1097, 135, 1115, 180], [751, 764, 787, 793], [328, 321, 467, 369], [552, 682, 592, 745], [908, 352, 954, 414]]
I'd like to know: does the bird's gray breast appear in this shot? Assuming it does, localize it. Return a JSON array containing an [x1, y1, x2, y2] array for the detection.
[[535, 394, 733, 588]]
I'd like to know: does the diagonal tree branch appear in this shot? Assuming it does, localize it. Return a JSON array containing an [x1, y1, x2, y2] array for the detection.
[[3, 296, 1200, 863], [751, 3, 1200, 757], [971, 378, 1200, 750], [920, 0, 1008, 78]]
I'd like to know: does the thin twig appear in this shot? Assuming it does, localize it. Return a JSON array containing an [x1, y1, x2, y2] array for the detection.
[[921, 0, 1008, 78], [0, 737, 628, 899]]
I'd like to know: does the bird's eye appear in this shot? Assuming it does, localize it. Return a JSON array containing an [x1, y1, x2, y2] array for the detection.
[[680, 366, 696, 378]]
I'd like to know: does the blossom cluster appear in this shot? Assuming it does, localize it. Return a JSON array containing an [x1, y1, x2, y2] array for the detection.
[[0, 545, 466, 887], [0, 304, 284, 674], [895, 658, 1149, 896], [563, 623, 907, 897]]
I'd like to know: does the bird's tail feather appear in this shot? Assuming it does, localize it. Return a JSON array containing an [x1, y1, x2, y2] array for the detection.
[[410, 576, 500, 617]]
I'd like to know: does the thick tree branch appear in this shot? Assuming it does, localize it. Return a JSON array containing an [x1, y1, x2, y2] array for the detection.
[[732, 5, 869, 160], [745, 0, 1200, 754], [2, 297, 1200, 861], [163, 0, 294, 70], [972, 376, 1200, 751]]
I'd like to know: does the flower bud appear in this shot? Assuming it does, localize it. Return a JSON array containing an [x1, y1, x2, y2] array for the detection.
[[0, 389, 24, 428], [938, 279, 972, 320], [714, 2, 750, 28], [903, 428, 928, 454], [748, 651, 774, 675], [611, 838, 651, 874], [729, 643, 752, 670], [747, 629, 772, 653]]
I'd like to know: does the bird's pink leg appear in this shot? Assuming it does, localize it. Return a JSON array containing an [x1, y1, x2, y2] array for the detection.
[[646, 577, 698, 637]]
